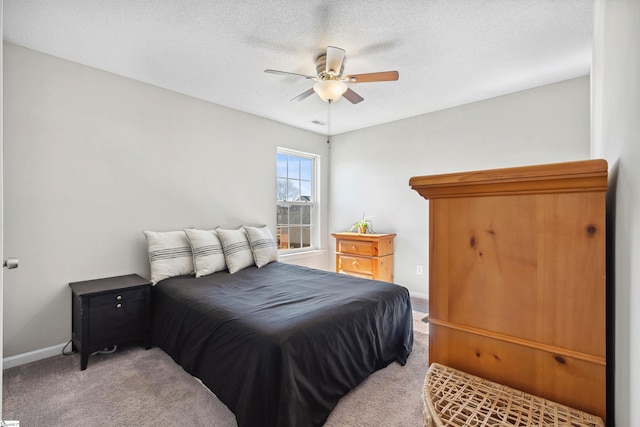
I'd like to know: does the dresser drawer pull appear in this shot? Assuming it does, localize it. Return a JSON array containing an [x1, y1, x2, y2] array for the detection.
[[116, 295, 122, 301], [352, 261, 358, 266], [116, 303, 122, 309]]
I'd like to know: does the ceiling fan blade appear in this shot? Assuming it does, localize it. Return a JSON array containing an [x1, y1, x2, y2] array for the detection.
[[290, 88, 316, 102], [325, 46, 345, 76], [346, 71, 399, 83], [265, 69, 315, 79], [342, 88, 364, 104]]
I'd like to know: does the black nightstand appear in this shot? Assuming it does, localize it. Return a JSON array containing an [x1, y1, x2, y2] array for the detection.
[[69, 274, 152, 370]]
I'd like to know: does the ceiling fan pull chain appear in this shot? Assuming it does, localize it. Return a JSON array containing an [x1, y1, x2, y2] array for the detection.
[[327, 101, 332, 146]]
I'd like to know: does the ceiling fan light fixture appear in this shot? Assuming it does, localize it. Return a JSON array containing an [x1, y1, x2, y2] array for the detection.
[[313, 80, 348, 103]]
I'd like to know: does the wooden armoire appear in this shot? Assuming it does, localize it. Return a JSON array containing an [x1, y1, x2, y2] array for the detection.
[[409, 159, 607, 421]]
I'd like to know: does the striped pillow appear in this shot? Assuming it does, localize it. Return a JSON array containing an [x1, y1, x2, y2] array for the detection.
[[215, 227, 255, 274], [184, 228, 226, 277], [143, 230, 194, 284], [244, 226, 278, 268]]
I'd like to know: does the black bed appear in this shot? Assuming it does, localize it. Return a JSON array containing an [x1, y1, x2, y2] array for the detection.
[[150, 261, 413, 427]]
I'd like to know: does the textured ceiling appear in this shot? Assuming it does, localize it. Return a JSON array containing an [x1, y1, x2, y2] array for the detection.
[[3, 1, 593, 136]]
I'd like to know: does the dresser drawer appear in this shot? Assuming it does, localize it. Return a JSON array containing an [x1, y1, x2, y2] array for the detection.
[[337, 239, 377, 256], [89, 288, 147, 307], [338, 255, 374, 276], [339, 270, 373, 280]]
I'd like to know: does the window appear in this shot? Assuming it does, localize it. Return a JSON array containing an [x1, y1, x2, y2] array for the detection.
[[276, 148, 319, 252]]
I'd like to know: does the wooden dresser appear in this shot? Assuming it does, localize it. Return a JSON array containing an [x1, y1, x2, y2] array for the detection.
[[410, 159, 607, 421], [332, 232, 396, 282]]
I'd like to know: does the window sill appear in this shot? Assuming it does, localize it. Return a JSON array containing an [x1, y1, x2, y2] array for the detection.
[[279, 249, 326, 260]]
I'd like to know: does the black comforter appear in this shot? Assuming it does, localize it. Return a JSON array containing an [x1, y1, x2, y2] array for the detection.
[[151, 262, 413, 427]]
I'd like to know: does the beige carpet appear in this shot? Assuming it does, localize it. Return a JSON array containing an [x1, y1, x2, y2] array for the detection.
[[3, 313, 429, 426]]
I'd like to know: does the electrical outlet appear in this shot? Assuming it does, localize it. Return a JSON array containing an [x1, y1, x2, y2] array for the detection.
[[416, 265, 423, 275]]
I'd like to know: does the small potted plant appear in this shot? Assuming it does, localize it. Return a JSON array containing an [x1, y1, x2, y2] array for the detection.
[[348, 212, 374, 234]]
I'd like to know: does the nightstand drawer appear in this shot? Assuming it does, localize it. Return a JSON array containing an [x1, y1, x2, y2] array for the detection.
[[89, 288, 147, 307], [89, 298, 147, 345], [337, 239, 376, 256], [338, 255, 374, 275]]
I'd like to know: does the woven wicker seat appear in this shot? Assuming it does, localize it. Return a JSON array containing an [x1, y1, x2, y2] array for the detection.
[[422, 363, 605, 427]]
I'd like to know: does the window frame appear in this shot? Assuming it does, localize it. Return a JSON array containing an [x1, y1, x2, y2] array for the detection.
[[276, 147, 321, 255]]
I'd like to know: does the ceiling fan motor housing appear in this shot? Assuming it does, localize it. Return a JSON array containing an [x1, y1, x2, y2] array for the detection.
[[316, 54, 344, 80]]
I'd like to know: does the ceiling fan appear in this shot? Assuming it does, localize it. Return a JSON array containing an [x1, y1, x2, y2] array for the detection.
[[265, 46, 399, 104]]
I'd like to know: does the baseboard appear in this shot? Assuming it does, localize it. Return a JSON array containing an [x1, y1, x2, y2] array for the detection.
[[3, 342, 68, 370], [409, 290, 428, 301]]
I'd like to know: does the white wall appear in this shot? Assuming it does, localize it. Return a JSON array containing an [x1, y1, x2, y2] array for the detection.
[[592, 1, 640, 425], [2, 43, 329, 357], [329, 77, 591, 296]]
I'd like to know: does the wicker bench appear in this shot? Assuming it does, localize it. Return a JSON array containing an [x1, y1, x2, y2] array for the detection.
[[422, 363, 605, 427]]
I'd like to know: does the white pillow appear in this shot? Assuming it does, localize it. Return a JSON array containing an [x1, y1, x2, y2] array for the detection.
[[143, 230, 194, 284], [184, 229, 226, 277], [244, 226, 278, 268], [215, 227, 255, 274]]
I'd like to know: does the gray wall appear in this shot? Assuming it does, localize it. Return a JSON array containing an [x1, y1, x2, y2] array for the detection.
[[2, 43, 329, 357], [329, 77, 591, 296], [592, 0, 640, 425]]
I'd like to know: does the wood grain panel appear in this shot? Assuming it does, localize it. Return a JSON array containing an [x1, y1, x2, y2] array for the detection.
[[430, 193, 605, 355]]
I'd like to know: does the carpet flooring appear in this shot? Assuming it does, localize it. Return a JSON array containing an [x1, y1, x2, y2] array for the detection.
[[3, 312, 429, 426], [410, 296, 429, 314]]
